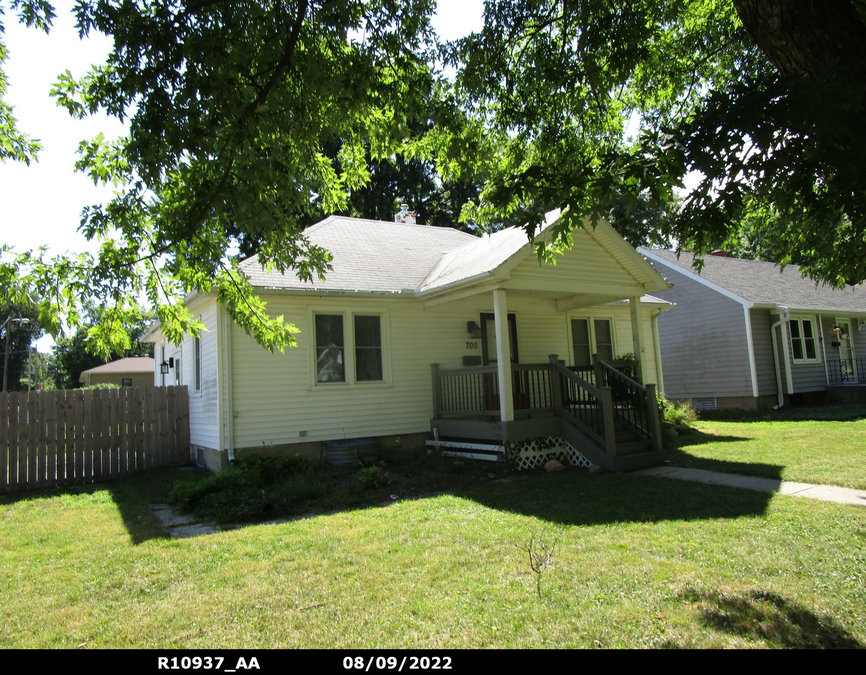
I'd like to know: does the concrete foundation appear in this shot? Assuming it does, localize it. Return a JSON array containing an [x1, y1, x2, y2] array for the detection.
[[195, 432, 433, 473]]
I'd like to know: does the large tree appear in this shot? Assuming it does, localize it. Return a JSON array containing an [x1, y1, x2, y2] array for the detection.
[[2, 1, 866, 355], [453, 1, 866, 282]]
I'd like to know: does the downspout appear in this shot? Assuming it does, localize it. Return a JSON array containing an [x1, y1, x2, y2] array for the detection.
[[770, 307, 790, 410], [223, 309, 235, 462]]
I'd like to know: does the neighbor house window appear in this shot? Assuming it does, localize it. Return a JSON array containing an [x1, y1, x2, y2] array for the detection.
[[174, 356, 181, 386], [789, 319, 818, 362], [122, 378, 132, 387], [193, 335, 202, 391], [316, 314, 345, 383], [354, 315, 383, 381]]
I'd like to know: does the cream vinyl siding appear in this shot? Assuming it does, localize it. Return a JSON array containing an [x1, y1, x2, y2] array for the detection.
[[509, 228, 641, 290], [228, 293, 662, 449], [651, 265, 754, 399]]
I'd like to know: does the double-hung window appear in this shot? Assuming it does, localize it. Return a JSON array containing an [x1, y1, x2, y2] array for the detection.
[[354, 315, 383, 381], [789, 318, 818, 362], [315, 312, 386, 384], [570, 317, 615, 367]]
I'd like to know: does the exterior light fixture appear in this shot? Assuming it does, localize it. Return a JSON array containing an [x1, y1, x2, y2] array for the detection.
[[467, 321, 482, 339]]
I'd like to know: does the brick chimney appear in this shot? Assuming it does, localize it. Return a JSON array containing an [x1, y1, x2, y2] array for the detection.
[[394, 203, 416, 224]]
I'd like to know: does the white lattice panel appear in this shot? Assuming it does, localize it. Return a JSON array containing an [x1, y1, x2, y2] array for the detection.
[[506, 436, 592, 471]]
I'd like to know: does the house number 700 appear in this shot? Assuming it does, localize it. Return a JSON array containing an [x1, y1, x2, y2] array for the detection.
[[466, 341, 478, 349]]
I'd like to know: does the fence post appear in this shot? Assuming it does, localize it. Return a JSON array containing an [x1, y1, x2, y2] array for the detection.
[[0, 392, 8, 493]]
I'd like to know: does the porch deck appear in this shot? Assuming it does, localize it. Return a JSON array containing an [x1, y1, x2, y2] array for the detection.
[[429, 356, 664, 472]]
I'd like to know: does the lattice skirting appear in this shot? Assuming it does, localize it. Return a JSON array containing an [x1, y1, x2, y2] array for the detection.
[[505, 436, 592, 472]]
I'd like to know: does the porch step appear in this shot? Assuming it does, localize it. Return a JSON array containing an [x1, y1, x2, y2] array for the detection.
[[612, 451, 665, 472], [617, 441, 654, 457], [426, 439, 505, 463]]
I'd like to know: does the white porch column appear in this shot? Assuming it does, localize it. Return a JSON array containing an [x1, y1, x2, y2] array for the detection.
[[629, 296, 646, 381], [493, 289, 514, 422]]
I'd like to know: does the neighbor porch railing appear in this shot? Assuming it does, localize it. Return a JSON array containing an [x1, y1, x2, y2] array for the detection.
[[827, 358, 866, 385]]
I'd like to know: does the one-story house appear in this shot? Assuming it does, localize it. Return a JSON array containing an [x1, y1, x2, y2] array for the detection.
[[79, 356, 155, 388], [639, 248, 866, 409], [146, 209, 674, 473]]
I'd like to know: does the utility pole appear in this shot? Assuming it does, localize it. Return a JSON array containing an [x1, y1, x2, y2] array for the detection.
[[2, 316, 31, 393]]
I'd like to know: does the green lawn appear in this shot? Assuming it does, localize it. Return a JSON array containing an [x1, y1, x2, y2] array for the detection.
[[1, 465, 864, 649], [668, 407, 866, 490]]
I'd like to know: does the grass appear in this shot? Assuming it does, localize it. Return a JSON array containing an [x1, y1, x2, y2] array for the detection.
[[1, 455, 865, 648], [667, 404, 866, 490]]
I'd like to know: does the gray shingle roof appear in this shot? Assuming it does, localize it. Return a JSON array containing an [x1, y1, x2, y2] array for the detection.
[[239, 216, 478, 294], [643, 250, 866, 313]]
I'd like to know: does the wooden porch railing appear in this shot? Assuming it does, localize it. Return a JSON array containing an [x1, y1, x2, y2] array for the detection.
[[593, 357, 661, 451], [431, 355, 663, 464], [431, 363, 555, 418], [550, 358, 614, 454]]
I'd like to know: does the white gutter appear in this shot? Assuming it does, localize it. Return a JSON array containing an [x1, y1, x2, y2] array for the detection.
[[770, 307, 790, 409], [743, 306, 759, 398]]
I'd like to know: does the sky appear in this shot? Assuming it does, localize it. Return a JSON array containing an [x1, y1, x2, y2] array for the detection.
[[1, 0, 484, 351]]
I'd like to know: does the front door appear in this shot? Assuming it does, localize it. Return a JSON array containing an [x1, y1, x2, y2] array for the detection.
[[479, 313, 526, 409], [480, 313, 518, 366], [835, 319, 856, 382]]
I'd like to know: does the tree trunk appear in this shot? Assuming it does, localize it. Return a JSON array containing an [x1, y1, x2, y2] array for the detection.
[[732, 0, 866, 84]]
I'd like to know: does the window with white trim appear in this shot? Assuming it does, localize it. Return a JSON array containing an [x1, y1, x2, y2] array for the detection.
[[570, 317, 615, 367], [314, 312, 386, 384], [789, 318, 819, 362]]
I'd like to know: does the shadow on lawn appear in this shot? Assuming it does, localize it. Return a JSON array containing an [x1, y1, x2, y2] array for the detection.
[[0, 466, 190, 545], [452, 465, 780, 527], [668, 587, 863, 648], [667, 428, 786, 479]]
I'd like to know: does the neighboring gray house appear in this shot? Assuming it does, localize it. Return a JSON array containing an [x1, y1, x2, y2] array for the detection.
[[640, 249, 866, 410]]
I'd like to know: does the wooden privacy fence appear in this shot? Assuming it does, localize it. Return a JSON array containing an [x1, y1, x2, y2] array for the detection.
[[0, 386, 190, 493]]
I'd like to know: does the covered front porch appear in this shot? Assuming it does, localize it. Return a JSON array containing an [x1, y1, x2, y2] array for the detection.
[[417, 215, 672, 471], [425, 282, 667, 472]]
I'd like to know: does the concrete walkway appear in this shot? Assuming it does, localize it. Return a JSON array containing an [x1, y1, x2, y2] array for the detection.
[[636, 465, 866, 508]]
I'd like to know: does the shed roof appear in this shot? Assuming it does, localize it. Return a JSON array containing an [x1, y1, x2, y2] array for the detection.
[[79, 357, 155, 379], [641, 249, 866, 313]]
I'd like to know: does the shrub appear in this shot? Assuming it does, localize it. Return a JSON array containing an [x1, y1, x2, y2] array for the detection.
[[659, 398, 699, 431], [169, 454, 318, 522], [356, 465, 390, 488]]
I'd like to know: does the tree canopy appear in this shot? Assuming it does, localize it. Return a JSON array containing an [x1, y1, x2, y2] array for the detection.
[[1, 0, 865, 354]]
